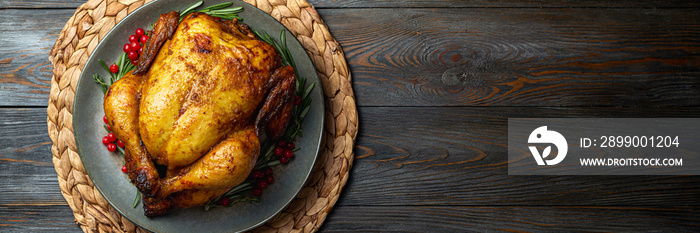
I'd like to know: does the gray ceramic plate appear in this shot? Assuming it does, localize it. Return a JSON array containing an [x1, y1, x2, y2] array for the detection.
[[72, 0, 323, 232]]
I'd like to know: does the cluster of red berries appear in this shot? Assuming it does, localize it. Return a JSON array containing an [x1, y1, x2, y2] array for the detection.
[[251, 167, 274, 197], [218, 196, 232, 206], [122, 28, 148, 66], [217, 167, 274, 206], [274, 140, 295, 164], [102, 115, 127, 173]]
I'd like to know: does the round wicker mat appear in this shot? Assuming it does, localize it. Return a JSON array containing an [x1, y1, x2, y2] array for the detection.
[[47, 0, 357, 232]]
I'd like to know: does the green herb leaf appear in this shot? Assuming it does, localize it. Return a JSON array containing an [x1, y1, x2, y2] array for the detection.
[[180, 1, 203, 18], [303, 82, 315, 99], [132, 192, 141, 208], [299, 105, 311, 120], [202, 2, 233, 11], [188, 2, 244, 21], [98, 59, 110, 72], [208, 7, 243, 14], [93, 74, 109, 94], [98, 59, 116, 83]]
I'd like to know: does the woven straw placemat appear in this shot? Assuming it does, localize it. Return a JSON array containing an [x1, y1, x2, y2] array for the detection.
[[47, 0, 357, 232]]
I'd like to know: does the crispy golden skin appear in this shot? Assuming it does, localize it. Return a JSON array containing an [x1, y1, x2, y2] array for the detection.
[[104, 12, 295, 217], [134, 11, 179, 75]]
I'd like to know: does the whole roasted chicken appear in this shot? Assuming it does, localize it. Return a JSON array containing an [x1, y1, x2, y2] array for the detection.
[[103, 12, 296, 217]]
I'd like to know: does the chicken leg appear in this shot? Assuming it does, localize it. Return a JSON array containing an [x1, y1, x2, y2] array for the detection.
[[158, 126, 260, 198], [103, 72, 160, 197]]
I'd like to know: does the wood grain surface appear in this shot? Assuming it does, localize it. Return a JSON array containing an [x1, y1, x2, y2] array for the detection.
[[3, 0, 700, 9], [6, 204, 697, 232], [4, 8, 700, 107], [343, 107, 700, 206], [324, 8, 700, 107], [2, 0, 699, 232], [0, 10, 66, 106], [3, 107, 700, 231], [321, 206, 700, 232]]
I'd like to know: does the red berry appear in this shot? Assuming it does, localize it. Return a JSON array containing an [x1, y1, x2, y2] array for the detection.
[[138, 47, 143, 54], [252, 188, 262, 196], [131, 60, 138, 66], [123, 43, 132, 53], [102, 136, 110, 145], [280, 157, 289, 164], [103, 115, 109, 124], [264, 167, 272, 175], [106, 124, 112, 132], [135, 28, 145, 37], [277, 140, 286, 147], [128, 35, 139, 43], [286, 142, 295, 150], [294, 96, 302, 105], [128, 51, 138, 60], [218, 197, 231, 206], [121, 165, 127, 173], [283, 149, 293, 158], [107, 143, 117, 152], [117, 140, 125, 148], [257, 180, 268, 189], [130, 41, 141, 52], [106, 132, 117, 142], [252, 169, 264, 179], [274, 147, 283, 156], [109, 64, 119, 73], [266, 176, 275, 184], [140, 35, 149, 44]]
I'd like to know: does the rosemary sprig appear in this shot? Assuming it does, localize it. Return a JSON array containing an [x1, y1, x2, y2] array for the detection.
[[200, 2, 233, 11], [133, 192, 141, 208], [93, 52, 136, 93], [93, 74, 109, 94], [181, 1, 243, 21], [204, 196, 259, 210], [252, 30, 296, 70], [179, 1, 203, 18], [116, 53, 136, 81]]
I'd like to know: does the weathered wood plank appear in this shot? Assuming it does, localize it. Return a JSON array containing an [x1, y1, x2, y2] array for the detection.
[[2, 0, 699, 9], [1, 105, 699, 230], [0, 0, 84, 9], [311, 0, 700, 8], [3, 204, 696, 232], [0, 108, 63, 205], [320, 8, 700, 106], [338, 106, 700, 206], [0, 10, 70, 106], [3, 108, 700, 208], [4, 8, 700, 106], [320, 205, 700, 232], [0, 205, 79, 232]]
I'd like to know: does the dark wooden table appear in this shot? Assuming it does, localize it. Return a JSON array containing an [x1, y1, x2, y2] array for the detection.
[[2, 0, 699, 232]]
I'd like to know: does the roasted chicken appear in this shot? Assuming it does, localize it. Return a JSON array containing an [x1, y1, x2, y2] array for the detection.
[[103, 12, 296, 217]]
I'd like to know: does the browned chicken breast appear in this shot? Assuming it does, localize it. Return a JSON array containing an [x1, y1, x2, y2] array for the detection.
[[103, 12, 296, 217]]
